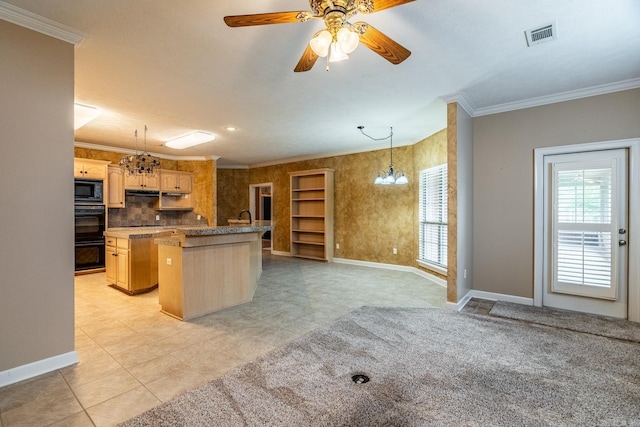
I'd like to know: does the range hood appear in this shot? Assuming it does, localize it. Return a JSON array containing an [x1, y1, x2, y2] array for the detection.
[[125, 189, 159, 197]]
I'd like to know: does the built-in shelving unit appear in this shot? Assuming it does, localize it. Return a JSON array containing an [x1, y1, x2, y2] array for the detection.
[[289, 168, 334, 262]]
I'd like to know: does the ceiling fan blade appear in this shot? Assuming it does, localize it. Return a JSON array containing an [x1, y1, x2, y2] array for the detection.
[[294, 45, 319, 72], [369, 0, 415, 12], [224, 12, 308, 27], [356, 22, 411, 64]]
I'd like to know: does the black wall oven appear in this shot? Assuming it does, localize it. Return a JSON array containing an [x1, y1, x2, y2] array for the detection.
[[75, 204, 106, 271]]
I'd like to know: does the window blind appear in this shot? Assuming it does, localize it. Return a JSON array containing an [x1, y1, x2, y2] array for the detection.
[[419, 164, 447, 268]]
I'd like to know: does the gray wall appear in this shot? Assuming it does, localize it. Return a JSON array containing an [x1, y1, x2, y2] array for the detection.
[[0, 20, 75, 372], [455, 105, 473, 300], [472, 89, 640, 298]]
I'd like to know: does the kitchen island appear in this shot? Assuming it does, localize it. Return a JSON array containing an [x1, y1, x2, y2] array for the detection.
[[155, 222, 271, 320], [104, 227, 175, 295]]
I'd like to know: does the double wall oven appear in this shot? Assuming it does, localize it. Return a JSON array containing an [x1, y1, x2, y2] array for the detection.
[[75, 179, 105, 271]]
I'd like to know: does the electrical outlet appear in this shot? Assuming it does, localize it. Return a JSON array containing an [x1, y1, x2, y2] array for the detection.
[[197, 214, 201, 220], [393, 248, 397, 255], [464, 269, 467, 279], [156, 214, 160, 221], [166, 258, 172, 265], [336, 243, 340, 250]]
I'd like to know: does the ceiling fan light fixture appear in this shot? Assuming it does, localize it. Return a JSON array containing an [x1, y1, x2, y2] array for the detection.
[[165, 131, 215, 149], [337, 27, 359, 54], [310, 30, 332, 57], [329, 42, 349, 62]]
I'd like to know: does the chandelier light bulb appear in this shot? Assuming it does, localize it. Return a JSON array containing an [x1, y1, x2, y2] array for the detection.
[[310, 30, 332, 57], [395, 172, 408, 185]]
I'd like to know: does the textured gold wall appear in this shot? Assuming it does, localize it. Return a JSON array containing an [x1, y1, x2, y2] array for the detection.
[[223, 130, 448, 267], [216, 169, 250, 226], [74, 147, 216, 225], [446, 104, 458, 302], [412, 129, 448, 279]]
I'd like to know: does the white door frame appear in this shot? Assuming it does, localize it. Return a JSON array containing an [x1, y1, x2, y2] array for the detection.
[[533, 138, 640, 322]]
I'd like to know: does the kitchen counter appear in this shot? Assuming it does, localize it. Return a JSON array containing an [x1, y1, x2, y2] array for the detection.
[[104, 226, 178, 239], [156, 222, 272, 320], [153, 221, 271, 247]]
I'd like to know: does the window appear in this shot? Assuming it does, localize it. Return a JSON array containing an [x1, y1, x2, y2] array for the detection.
[[419, 164, 447, 270]]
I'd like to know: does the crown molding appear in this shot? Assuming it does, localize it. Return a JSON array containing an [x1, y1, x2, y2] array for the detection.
[[473, 78, 640, 116], [74, 141, 220, 161], [439, 92, 475, 117], [441, 78, 640, 117], [0, 1, 86, 44]]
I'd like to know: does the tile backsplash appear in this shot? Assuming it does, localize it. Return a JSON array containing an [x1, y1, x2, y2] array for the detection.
[[108, 194, 207, 228]]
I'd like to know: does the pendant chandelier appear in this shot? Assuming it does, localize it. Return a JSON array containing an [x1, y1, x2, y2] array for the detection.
[[119, 125, 161, 176], [358, 126, 408, 185]]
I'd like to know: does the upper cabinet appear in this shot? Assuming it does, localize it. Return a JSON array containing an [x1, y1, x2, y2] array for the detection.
[[161, 170, 193, 193], [107, 165, 125, 208], [124, 172, 160, 191], [74, 158, 108, 180]]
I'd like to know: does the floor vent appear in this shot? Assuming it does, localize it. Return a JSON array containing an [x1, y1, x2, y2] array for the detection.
[[525, 22, 557, 46]]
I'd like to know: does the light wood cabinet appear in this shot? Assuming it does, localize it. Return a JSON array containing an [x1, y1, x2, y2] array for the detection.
[[160, 170, 192, 193], [105, 235, 166, 294], [289, 168, 334, 262], [157, 193, 193, 210], [74, 158, 108, 179], [124, 172, 160, 191], [105, 240, 117, 283], [107, 166, 125, 208]]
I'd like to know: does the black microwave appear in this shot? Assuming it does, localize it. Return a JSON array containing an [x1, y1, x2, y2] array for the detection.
[[74, 178, 104, 204]]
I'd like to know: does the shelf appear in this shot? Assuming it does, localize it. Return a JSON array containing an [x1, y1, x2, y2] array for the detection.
[[289, 168, 334, 262], [291, 254, 326, 261], [293, 240, 325, 246], [292, 187, 324, 192]]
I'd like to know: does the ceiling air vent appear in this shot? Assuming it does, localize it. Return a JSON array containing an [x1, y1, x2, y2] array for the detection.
[[525, 22, 557, 47]]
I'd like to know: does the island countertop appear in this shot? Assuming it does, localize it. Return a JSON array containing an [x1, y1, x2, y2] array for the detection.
[[174, 221, 271, 236], [154, 221, 272, 246], [105, 226, 178, 239]]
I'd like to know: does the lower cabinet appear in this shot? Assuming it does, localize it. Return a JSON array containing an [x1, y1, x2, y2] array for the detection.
[[105, 235, 163, 294]]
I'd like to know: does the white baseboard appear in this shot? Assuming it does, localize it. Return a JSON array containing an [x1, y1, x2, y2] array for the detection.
[[0, 351, 78, 387], [453, 290, 534, 311], [445, 301, 460, 311], [333, 258, 447, 288]]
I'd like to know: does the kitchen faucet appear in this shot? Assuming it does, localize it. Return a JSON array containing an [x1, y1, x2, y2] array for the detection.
[[237, 210, 252, 223]]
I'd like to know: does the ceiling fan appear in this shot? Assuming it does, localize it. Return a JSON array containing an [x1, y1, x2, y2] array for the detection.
[[224, 0, 414, 72]]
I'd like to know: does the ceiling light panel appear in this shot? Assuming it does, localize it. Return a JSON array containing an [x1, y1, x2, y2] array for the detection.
[[165, 131, 215, 149], [74, 103, 101, 129]]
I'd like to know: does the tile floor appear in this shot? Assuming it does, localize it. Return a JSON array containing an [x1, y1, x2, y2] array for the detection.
[[0, 253, 446, 426]]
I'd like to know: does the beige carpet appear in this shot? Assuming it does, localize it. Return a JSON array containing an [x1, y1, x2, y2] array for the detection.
[[489, 301, 640, 343], [121, 307, 640, 426]]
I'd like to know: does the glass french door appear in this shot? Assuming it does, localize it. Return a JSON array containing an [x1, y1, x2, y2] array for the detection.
[[543, 149, 628, 318]]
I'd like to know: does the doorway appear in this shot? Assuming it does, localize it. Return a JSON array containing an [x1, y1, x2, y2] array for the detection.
[[534, 138, 640, 321], [250, 183, 273, 251]]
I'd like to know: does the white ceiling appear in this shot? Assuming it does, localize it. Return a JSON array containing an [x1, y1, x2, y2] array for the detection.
[[3, 0, 640, 166]]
